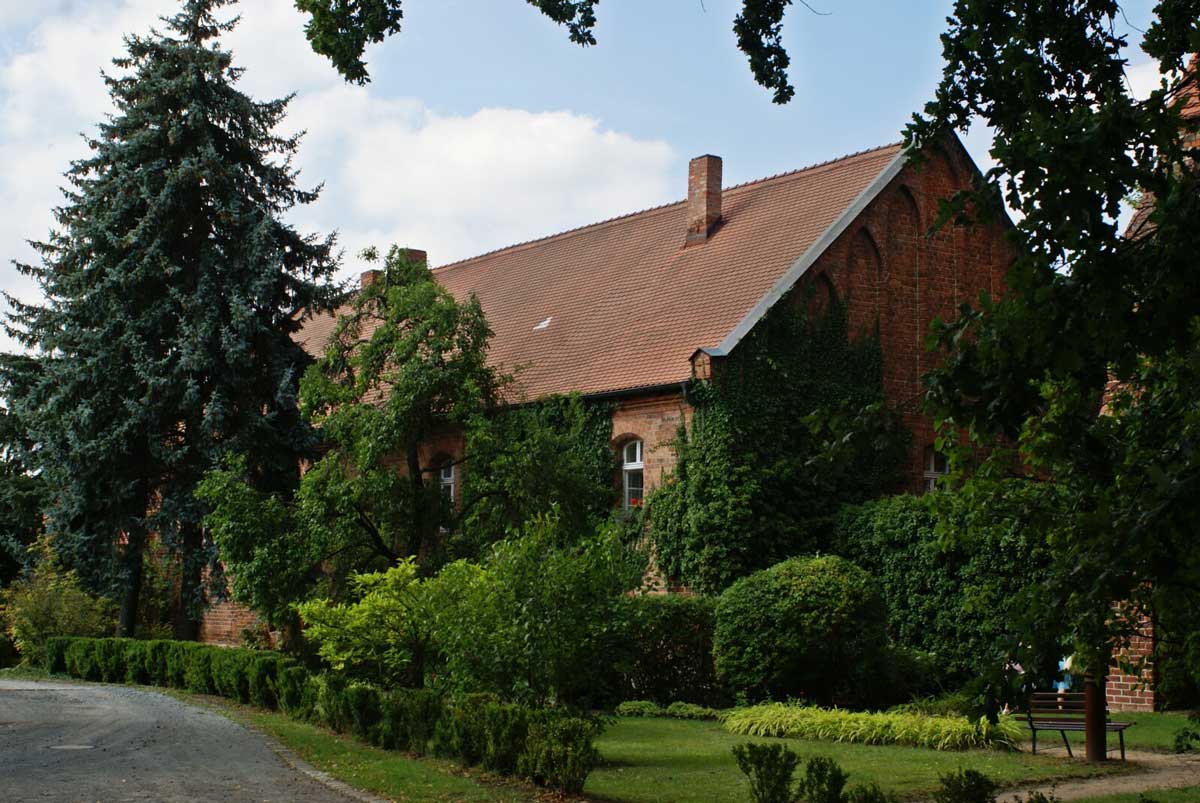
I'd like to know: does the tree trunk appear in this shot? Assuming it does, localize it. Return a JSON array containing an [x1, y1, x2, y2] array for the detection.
[[116, 525, 146, 638], [1085, 675, 1108, 762], [172, 521, 204, 641]]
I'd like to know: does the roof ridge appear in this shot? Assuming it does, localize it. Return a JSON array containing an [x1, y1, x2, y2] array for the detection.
[[432, 141, 903, 274]]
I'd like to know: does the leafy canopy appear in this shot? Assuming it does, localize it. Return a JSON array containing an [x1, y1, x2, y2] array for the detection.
[[907, 1, 1200, 679], [295, 0, 808, 103]]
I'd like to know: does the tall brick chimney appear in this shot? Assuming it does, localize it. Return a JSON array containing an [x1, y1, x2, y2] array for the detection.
[[360, 269, 381, 289], [686, 155, 723, 246]]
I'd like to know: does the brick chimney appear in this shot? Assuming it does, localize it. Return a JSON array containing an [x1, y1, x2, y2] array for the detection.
[[360, 269, 381, 289], [398, 248, 428, 267], [686, 155, 723, 246], [359, 248, 429, 290]]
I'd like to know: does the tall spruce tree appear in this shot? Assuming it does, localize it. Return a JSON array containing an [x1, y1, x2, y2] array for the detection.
[[2, 0, 339, 637]]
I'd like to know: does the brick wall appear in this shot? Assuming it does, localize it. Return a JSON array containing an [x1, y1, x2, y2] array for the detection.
[[610, 392, 690, 494], [1108, 617, 1156, 712], [198, 598, 263, 647], [805, 139, 1011, 493]]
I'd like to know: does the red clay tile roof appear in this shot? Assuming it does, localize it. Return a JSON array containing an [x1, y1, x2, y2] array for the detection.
[[298, 143, 904, 399]]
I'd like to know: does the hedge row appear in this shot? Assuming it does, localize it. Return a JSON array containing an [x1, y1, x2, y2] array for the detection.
[[45, 637, 293, 708], [46, 637, 601, 794], [613, 594, 727, 706], [615, 700, 723, 720], [722, 703, 1022, 751]]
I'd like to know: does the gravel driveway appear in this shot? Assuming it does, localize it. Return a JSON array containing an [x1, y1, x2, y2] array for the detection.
[[0, 678, 356, 802]]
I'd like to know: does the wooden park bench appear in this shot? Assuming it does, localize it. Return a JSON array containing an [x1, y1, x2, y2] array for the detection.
[[1026, 691, 1133, 760]]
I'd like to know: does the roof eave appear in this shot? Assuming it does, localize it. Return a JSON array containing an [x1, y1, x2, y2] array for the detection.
[[703, 145, 911, 357]]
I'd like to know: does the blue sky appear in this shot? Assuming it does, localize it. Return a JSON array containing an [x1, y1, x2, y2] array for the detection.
[[0, 0, 1161, 352]]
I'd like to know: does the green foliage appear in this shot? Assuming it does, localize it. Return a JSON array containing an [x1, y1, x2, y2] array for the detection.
[[732, 741, 800, 803], [931, 769, 998, 803], [480, 702, 532, 775], [648, 303, 909, 593], [376, 687, 444, 753], [799, 755, 850, 803], [713, 555, 887, 706], [277, 666, 316, 720], [614, 585, 725, 706], [296, 0, 810, 104], [459, 394, 615, 552], [428, 512, 645, 707], [722, 704, 1021, 751], [1, 541, 115, 666], [296, 560, 436, 688], [2, 0, 338, 637], [0, 405, 45, 589], [1173, 713, 1200, 753], [616, 700, 663, 717], [666, 702, 722, 720], [830, 491, 1064, 692], [910, 1, 1200, 692], [432, 693, 496, 765], [516, 714, 602, 795]]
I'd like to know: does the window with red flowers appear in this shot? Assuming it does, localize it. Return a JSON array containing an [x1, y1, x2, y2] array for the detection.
[[622, 439, 644, 511]]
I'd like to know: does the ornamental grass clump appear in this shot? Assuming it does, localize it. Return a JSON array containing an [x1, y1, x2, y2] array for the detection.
[[722, 703, 1020, 751]]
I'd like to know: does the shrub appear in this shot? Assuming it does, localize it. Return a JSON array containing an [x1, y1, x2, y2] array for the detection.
[[0, 549, 115, 667], [714, 555, 887, 706], [210, 649, 252, 703], [799, 756, 849, 803], [43, 636, 70, 673], [931, 769, 998, 803], [376, 688, 443, 754], [277, 666, 314, 720], [722, 703, 1021, 751], [248, 654, 288, 709], [615, 593, 726, 706], [732, 742, 801, 803], [517, 714, 601, 795], [345, 683, 383, 742], [183, 645, 214, 695], [666, 701, 721, 720], [830, 493, 1062, 687], [64, 638, 100, 680], [615, 700, 663, 717], [95, 638, 129, 682], [889, 690, 976, 719], [165, 641, 193, 687], [481, 702, 531, 775], [433, 693, 495, 765], [314, 673, 352, 733]]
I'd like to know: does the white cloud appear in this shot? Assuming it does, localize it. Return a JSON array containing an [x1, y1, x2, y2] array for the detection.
[[0, 0, 675, 352]]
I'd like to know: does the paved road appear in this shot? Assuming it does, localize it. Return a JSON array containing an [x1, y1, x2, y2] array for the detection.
[[0, 679, 355, 802]]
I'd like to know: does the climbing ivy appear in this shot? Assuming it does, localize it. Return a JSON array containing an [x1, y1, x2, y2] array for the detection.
[[647, 298, 910, 593]]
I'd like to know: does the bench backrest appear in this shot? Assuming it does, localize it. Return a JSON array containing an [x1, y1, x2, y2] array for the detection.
[[1027, 691, 1086, 722]]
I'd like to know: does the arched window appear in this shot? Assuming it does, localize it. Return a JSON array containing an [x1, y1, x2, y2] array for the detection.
[[923, 446, 948, 493], [622, 439, 644, 511]]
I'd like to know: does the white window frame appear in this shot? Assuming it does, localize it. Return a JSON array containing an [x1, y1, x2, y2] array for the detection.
[[622, 439, 645, 511], [923, 447, 948, 493], [439, 461, 455, 504]]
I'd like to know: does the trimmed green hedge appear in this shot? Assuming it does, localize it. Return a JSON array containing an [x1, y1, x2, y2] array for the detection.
[[45, 637, 602, 794], [723, 703, 1022, 751]]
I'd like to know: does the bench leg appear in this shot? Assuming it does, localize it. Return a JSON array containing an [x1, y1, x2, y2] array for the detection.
[[1061, 730, 1073, 758], [1032, 730, 1037, 755], [1120, 730, 1125, 761]]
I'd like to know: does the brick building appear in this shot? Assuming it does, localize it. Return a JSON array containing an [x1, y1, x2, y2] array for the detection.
[[205, 134, 1013, 642]]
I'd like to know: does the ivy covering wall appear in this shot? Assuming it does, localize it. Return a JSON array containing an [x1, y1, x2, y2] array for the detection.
[[646, 299, 910, 593]]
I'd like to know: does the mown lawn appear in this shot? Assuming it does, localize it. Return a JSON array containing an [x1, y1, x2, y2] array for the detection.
[[586, 718, 1123, 802]]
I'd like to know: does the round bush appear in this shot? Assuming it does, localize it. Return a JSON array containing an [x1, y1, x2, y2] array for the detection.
[[713, 555, 886, 706]]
